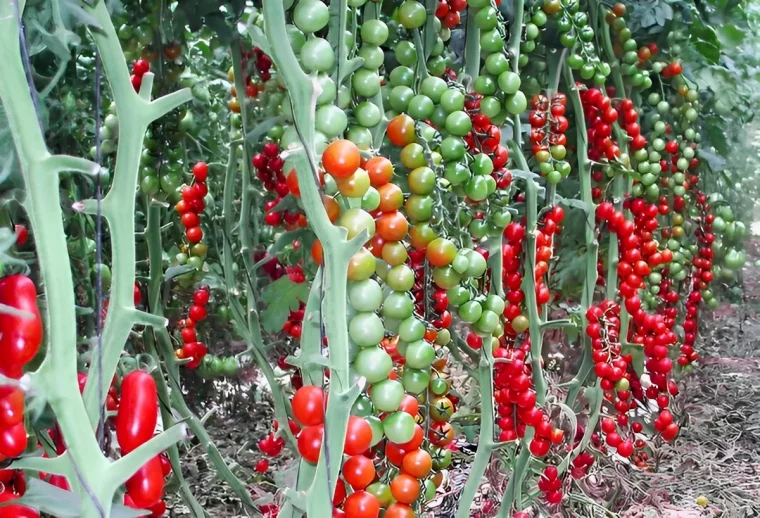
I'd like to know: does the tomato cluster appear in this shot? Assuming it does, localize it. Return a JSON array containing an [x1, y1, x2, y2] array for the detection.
[[0, 275, 42, 458], [174, 286, 210, 368], [434, 0, 468, 29], [130, 58, 150, 92], [529, 93, 570, 184]]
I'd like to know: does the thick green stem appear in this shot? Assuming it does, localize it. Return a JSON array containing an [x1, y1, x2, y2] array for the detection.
[[256, 1, 366, 513], [464, 8, 481, 79], [455, 347, 496, 517], [563, 64, 599, 409]]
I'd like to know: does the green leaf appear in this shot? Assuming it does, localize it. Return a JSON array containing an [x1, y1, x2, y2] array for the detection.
[[718, 24, 745, 46], [261, 276, 310, 332], [164, 265, 194, 281]]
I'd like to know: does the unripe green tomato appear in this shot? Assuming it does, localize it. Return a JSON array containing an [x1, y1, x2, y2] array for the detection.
[[441, 89, 466, 113], [398, 0, 427, 29], [358, 44, 384, 70], [474, 309, 499, 334], [505, 91, 527, 114], [485, 53, 510, 76], [480, 29, 503, 53], [497, 71, 521, 95], [353, 69, 381, 97], [408, 94, 435, 120], [458, 300, 483, 323], [293, 0, 329, 34], [390, 66, 415, 88], [402, 367, 431, 394], [300, 37, 334, 72], [361, 19, 389, 45], [395, 41, 418, 67]]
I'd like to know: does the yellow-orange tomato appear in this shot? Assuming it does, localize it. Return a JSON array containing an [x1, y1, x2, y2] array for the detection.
[[377, 183, 404, 212], [431, 471, 444, 488], [376, 211, 409, 242], [228, 99, 241, 113], [385, 503, 416, 518], [322, 194, 340, 223], [322, 139, 361, 180], [365, 156, 394, 187], [402, 449, 432, 478], [428, 422, 454, 447], [390, 474, 420, 504], [386, 115, 417, 147], [311, 240, 323, 265], [409, 223, 438, 250]]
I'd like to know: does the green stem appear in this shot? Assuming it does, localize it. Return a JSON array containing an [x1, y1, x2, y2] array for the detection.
[[256, 1, 366, 513], [563, 63, 599, 409], [455, 347, 496, 517], [463, 8, 481, 79]]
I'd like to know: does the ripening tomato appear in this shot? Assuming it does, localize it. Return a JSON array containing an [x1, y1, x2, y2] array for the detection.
[[386, 114, 416, 147], [376, 183, 404, 212], [322, 140, 361, 180], [116, 370, 158, 454], [292, 386, 325, 426], [384, 503, 415, 518], [376, 211, 409, 241], [365, 156, 394, 187], [126, 456, 164, 508], [401, 449, 432, 478], [390, 474, 420, 504]]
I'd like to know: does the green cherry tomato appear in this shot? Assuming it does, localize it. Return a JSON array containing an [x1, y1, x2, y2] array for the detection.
[[390, 66, 415, 87], [399, 317, 426, 343], [353, 69, 382, 97], [294, 0, 330, 34], [300, 37, 335, 72], [383, 411, 416, 444], [395, 41, 418, 67], [370, 379, 404, 412], [354, 347, 393, 383], [446, 112, 470, 137], [352, 394, 375, 417], [348, 279, 384, 312], [386, 265, 415, 292], [361, 19, 389, 45], [408, 94, 435, 120], [382, 291, 415, 320], [440, 89, 465, 113], [349, 312, 385, 347], [404, 340, 435, 369], [505, 91, 528, 115], [402, 367, 431, 394], [458, 300, 483, 323], [420, 76, 448, 103], [398, 0, 427, 29]]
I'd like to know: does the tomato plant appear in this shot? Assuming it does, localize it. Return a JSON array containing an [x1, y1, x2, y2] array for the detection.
[[0, 0, 757, 515]]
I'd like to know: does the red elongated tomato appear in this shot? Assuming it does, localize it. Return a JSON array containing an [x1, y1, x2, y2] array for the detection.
[[126, 456, 164, 508], [0, 491, 38, 517], [0, 275, 43, 378], [0, 421, 27, 457], [116, 371, 158, 454], [0, 388, 25, 428]]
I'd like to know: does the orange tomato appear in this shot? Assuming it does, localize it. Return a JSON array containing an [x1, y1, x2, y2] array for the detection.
[[387, 115, 417, 147], [389, 474, 420, 504], [365, 156, 394, 186], [322, 139, 361, 180], [377, 183, 404, 212], [401, 449, 432, 478], [376, 211, 409, 241]]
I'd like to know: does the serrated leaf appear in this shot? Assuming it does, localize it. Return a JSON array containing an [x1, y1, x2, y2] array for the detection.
[[558, 198, 590, 213], [261, 277, 310, 333]]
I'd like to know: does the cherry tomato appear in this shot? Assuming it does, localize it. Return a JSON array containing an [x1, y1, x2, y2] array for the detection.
[[126, 456, 164, 508], [322, 140, 361, 180], [292, 386, 325, 426], [390, 474, 420, 504], [343, 490, 380, 518], [342, 455, 376, 490]]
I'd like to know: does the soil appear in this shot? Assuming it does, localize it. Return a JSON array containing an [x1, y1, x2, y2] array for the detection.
[[165, 241, 760, 518]]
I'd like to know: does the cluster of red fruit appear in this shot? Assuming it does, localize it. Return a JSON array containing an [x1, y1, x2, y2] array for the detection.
[[408, 248, 453, 330], [435, 0, 469, 28], [245, 46, 273, 83], [463, 106, 511, 190], [175, 286, 210, 368], [256, 418, 300, 473], [176, 162, 209, 245], [528, 93, 568, 151], [493, 340, 565, 460], [0, 469, 35, 517], [0, 275, 42, 459], [252, 143, 308, 229], [537, 465, 563, 505], [130, 59, 150, 92], [580, 86, 622, 162], [501, 222, 528, 336]]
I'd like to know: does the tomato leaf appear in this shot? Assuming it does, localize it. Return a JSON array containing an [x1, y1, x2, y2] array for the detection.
[[261, 276, 310, 333], [622, 343, 645, 378]]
